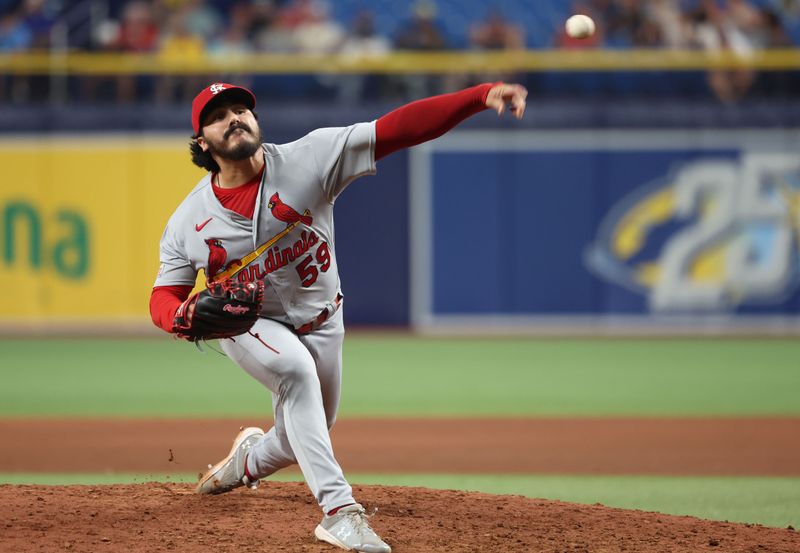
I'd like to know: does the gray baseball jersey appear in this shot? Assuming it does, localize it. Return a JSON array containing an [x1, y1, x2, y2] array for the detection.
[[155, 121, 376, 328], [159, 121, 376, 514]]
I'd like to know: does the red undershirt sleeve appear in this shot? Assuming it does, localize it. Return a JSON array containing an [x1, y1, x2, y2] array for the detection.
[[374, 83, 496, 161], [150, 285, 193, 333], [150, 86, 497, 333]]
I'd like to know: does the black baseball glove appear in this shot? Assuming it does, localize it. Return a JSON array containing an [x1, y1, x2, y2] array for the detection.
[[173, 280, 264, 341]]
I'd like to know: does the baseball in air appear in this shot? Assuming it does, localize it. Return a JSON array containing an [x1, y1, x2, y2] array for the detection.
[[565, 14, 596, 39]]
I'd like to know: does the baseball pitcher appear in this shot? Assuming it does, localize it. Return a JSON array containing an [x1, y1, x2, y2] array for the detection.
[[150, 80, 527, 553]]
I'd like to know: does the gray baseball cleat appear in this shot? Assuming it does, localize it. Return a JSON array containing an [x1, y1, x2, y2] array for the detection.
[[314, 503, 391, 553], [196, 426, 263, 495]]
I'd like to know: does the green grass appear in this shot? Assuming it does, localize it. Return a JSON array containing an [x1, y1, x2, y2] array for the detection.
[[2, 472, 797, 529], [350, 474, 800, 529], [1, 337, 799, 417], [3, 338, 797, 530]]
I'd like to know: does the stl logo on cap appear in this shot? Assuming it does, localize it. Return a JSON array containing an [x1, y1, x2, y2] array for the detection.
[[191, 82, 255, 134]]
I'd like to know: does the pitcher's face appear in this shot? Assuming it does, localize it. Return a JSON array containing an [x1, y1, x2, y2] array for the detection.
[[198, 103, 262, 162]]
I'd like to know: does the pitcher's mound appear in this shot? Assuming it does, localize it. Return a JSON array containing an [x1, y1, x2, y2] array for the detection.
[[1, 482, 797, 552]]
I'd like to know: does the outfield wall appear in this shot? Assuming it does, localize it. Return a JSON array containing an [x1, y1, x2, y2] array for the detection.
[[0, 133, 410, 332], [410, 129, 800, 334], [1, 103, 799, 334]]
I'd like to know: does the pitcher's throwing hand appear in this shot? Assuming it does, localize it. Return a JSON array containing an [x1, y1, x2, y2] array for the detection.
[[149, 80, 527, 553]]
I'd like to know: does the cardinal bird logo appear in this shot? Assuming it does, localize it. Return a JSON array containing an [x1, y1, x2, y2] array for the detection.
[[268, 193, 313, 226], [205, 238, 228, 278]]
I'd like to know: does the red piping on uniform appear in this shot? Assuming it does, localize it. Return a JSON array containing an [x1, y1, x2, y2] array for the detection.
[[249, 331, 280, 354]]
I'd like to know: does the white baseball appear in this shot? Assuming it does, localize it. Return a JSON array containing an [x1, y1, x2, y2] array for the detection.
[[565, 14, 596, 39]]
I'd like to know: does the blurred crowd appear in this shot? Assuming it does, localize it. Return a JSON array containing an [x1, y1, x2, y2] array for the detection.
[[1, 0, 799, 103], [2, 0, 797, 53], [557, 0, 794, 50]]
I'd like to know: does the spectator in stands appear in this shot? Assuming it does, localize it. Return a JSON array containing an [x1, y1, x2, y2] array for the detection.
[[759, 7, 793, 46], [161, 0, 222, 43], [155, 7, 207, 103], [255, 0, 345, 54], [293, 1, 351, 100], [276, 0, 318, 29], [21, 0, 55, 49], [89, 0, 159, 103], [206, 2, 255, 94], [393, 1, 448, 98], [634, 14, 664, 47], [248, 0, 279, 40], [254, 0, 295, 52], [291, 1, 345, 54], [336, 10, 391, 102], [728, 0, 765, 34], [467, 8, 525, 91], [0, 8, 31, 51], [647, 0, 693, 49], [753, 6, 795, 95], [715, 0, 790, 49], [114, 0, 159, 53], [340, 10, 391, 57], [5, 0, 796, 105], [248, 0, 278, 30], [116, 0, 159, 103], [14, 0, 54, 102], [158, 8, 205, 59], [690, 0, 759, 103], [209, 2, 255, 57], [598, 0, 650, 47], [469, 8, 525, 51], [0, 7, 31, 103], [394, 0, 447, 51]]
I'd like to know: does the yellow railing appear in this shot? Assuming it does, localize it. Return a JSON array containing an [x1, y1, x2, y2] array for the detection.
[[2, 49, 800, 75]]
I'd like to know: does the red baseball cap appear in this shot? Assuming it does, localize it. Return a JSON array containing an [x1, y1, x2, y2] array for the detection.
[[191, 82, 256, 135]]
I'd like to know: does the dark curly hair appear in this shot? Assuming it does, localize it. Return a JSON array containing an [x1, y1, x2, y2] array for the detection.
[[189, 138, 220, 173], [189, 110, 260, 173]]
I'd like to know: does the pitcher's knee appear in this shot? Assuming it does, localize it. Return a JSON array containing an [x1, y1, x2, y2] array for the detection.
[[277, 355, 318, 393]]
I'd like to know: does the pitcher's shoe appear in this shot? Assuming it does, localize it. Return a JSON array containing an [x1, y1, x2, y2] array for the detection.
[[314, 503, 391, 553], [196, 426, 263, 495]]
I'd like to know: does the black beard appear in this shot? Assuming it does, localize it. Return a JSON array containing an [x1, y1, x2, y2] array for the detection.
[[206, 127, 262, 161]]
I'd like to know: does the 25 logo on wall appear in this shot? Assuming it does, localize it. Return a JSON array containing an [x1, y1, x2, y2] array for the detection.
[[586, 154, 800, 312], [2, 201, 89, 279]]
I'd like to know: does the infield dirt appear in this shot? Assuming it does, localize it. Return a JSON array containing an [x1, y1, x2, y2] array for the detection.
[[1, 417, 799, 552], [1, 417, 799, 474]]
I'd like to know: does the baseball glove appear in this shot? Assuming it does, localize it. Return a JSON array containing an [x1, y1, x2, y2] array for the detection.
[[173, 280, 264, 341]]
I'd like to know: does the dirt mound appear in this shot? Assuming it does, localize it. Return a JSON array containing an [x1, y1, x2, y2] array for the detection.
[[1, 482, 797, 553]]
